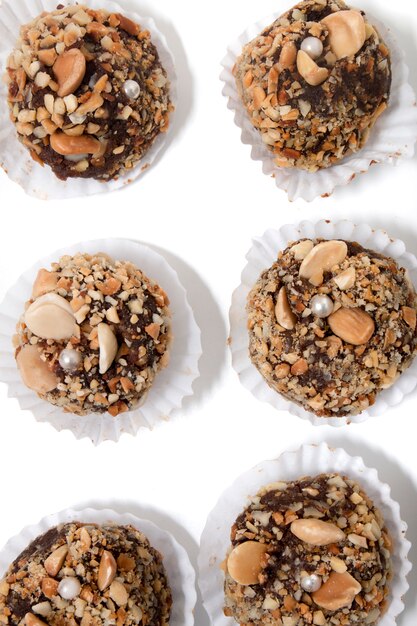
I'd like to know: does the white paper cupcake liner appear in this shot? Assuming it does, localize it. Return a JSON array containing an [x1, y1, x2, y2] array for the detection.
[[0, 507, 196, 626], [220, 7, 417, 202], [229, 219, 417, 427], [0, 238, 202, 444], [198, 442, 411, 626], [0, 0, 177, 199]]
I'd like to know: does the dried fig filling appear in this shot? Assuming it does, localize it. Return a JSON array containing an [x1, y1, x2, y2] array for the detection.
[[247, 238, 417, 417]]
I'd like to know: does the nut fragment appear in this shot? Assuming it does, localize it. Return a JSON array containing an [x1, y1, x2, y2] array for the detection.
[[50, 132, 101, 156], [41, 578, 59, 598], [290, 240, 314, 261], [402, 306, 417, 331], [296, 50, 329, 86], [44, 545, 68, 577], [334, 267, 356, 290], [227, 541, 269, 585], [321, 10, 366, 60], [25, 615, 48, 626], [117, 554, 136, 571], [25, 293, 76, 341], [275, 286, 297, 330], [279, 41, 297, 69], [98, 323, 118, 374], [97, 550, 117, 591], [53, 49, 86, 97], [109, 580, 128, 606], [32, 269, 59, 299], [290, 519, 346, 546], [299, 241, 348, 286], [328, 307, 375, 346], [16, 345, 58, 394], [312, 572, 362, 610]]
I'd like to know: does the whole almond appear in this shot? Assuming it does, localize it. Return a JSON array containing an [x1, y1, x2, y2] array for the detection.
[[98, 550, 117, 591], [16, 345, 58, 394], [290, 519, 345, 546], [321, 10, 366, 60], [25, 293, 76, 341], [97, 323, 118, 374], [312, 572, 362, 610], [328, 307, 375, 346], [290, 240, 314, 261], [44, 545, 68, 577], [275, 286, 297, 330], [50, 132, 101, 156], [299, 240, 348, 286], [53, 49, 86, 97], [296, 50, 329, 87], [227, 541, 269, 586]]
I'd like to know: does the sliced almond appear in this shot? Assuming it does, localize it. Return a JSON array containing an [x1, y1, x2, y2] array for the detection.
[[32, 269, 59, 299], [44, 545, 68, 577], [97, 323, 118, 374], [299, 241, 348, 286], [97, 550, 117, 591], [16, 345, 58, 394], [275, 286, 297, 330], [334, 267, 356, 290], [25, 615, 48, 626], [312, 572, 362, 611], [53, 49, 86, 97], [296, 50, 329, 86], [290, 519, 345, 546], [109, 580, 128, 606], [321, 10, 366, 60], [227, 541, 269, 586], [328, 307, 375, 346], [50, 132, 101, 156], [25, 293, 76, 341], [290, 240, 314, 261]]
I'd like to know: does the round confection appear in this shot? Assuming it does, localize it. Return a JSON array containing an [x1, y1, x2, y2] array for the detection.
[[234, 0, 391, 171], [247, 238, 417, 417], [6, 5, 172, 180], [14, 253, 171, 416], [0, 522, 172, 626], [224, 473, 392, 626]]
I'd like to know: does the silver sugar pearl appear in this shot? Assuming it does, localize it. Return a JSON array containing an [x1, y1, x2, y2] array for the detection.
[[301, 36, 324, 60], [58, 577, 81, 600], [123, 79, 141, 99], [310, 294, 334, 318], [301, 574, 322, 593], [59, 349, 82, 372]]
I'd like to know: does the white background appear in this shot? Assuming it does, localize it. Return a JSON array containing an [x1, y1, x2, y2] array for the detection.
[[0, 1, 417, 624]]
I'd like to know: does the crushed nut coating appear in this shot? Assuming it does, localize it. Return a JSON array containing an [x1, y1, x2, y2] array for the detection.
[[234, 0, 391, 171], [224, 473, 392, 626], [14, 253, 171, 416], [247, 239, 417, 417], [0, 522, 172, 626], [6, 5, 173, 180]]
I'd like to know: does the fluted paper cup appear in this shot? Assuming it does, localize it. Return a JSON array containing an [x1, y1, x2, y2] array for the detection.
[[0, 507, 196, 626], [220, 8, 417, 202], [198, 442, 411, 626], [0, 238, 202, 444], [0, 0, 177, 199], [229, 219, 417, 427]]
